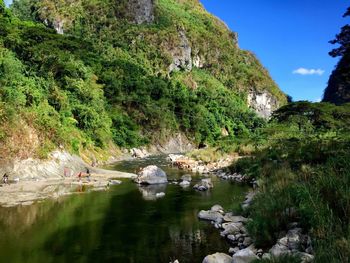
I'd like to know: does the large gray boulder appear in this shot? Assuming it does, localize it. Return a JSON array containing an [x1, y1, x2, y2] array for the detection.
[[203, 253, 232, 263], [198, 210, 224, 223], [135, 165, 168, 185], [232, 248, 259, 263]]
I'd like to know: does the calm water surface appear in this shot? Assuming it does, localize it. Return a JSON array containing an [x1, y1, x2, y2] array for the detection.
[[0, 155, 248, 263]]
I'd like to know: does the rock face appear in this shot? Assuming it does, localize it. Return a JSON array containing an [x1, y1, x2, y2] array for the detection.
[[128, 0, 155, 24], [247, 91, 279, 118], [169, 29, 192, 72], [202, 253, 232, 263], [135, 165, 168, 184], [131, 148, 150, 158], [0, 150, 136, 181]]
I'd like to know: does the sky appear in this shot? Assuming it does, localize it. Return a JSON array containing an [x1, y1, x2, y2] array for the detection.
[[4, 0, 349, 101], [200, 0, 349, 102]]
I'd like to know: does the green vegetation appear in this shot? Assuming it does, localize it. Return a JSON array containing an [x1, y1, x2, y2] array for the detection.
[[0, 0, 286, 160], [323, 7, 350, 104], [231, 101, 350, 262]]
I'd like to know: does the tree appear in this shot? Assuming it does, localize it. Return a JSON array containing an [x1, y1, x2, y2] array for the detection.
[[329, 7, 350, 58], [0, 0, 5, 14]]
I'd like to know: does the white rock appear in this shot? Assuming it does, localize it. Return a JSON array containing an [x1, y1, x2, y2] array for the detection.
[[221, 222, 243, 236], [202, 253, 232, 263], [232, 247, 259, 263], [134, 165, 168, 185], [179, 180, 191, 187], [198, 210, 224, 223], [211, 204, 224, 213], [156, 192, 165, 198]]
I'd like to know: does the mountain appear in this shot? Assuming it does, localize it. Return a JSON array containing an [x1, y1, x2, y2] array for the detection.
[[0, 0, 286, 161]]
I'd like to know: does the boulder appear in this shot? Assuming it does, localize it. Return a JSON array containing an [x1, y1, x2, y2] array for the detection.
[[211, 204, 224, 213], [221, 222, 243, 236], [198, 210, 224, 223], [181, 174, 192, 182], [156, 192, 165, 198], [179, 180, 191, 187], [135, 165, 168, 185], [131, 148, 149, 158], [202, 253, 232, 263], [194, 178, 213, 191], [232, 248, 259, 263], [223, 213, 249, 223]]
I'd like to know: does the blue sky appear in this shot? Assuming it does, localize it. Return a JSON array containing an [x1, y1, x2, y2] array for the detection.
[[4, 0, 348, 101], [200, 0, 349, 102]]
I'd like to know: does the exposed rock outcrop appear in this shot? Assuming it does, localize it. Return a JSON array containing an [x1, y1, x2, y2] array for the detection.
[[128, 0, 155, 24], [169, 29, 192, 72], [247, 90, 280, 118], [0, 150, 135, 181]]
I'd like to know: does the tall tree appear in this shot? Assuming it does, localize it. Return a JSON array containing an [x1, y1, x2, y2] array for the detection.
[[329, 7, 350, 58], [323, 6, 350, 104]]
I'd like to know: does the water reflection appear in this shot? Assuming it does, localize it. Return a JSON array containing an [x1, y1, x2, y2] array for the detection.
[[0, 156, 248, 263], [138, 184, 167, 200]]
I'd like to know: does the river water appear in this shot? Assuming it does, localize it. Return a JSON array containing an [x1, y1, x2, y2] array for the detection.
[[0, 155, 248, 263]]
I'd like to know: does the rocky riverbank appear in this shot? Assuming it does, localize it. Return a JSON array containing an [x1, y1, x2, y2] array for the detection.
[[199, 193, 315, 263], [0, 150, 136, 207], [168, 154, 251, 184]]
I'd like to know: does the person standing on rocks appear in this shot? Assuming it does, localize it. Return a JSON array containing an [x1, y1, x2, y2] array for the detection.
[[2, 173, 8, 185], [86, 168, 91, 182]]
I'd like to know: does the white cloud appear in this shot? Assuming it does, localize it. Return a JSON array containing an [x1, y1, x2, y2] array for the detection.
[[293, 68, 325, 76]]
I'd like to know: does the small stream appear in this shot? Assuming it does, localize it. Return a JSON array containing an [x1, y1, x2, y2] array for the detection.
[[0, 155, 248, 263]]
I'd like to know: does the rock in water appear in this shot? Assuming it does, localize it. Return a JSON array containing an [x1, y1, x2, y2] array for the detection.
[[181, 174, 192, 182], [202, 253, 232, 263], [232, 248, 259, 263], [193, 178, 213, 191], [179, 180, 191, 187], [198, 210, 224, 223], [135, 165, 168, 185]]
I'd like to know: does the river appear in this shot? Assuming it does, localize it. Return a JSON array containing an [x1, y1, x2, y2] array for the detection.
[[0, 155, 248, 263]]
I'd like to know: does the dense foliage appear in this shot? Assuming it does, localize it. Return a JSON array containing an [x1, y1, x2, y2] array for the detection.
[[231, 101, 350, 263], [0, 0, 284, 159], [323, 6, 350, 104]]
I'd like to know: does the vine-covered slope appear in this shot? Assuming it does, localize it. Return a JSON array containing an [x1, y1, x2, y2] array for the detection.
[[0, 0, 286, 160]]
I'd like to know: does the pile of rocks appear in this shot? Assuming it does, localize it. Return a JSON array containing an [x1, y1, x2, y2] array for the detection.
[[216, 172, 248, 183], [200, 197, 314, 263], [168, 154, 234, 174], [265, 227, 314, 262], [199, 204, 260, 262]]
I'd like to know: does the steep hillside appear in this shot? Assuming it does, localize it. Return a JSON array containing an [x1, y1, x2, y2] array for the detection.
[[323, 53, 350, 104], [0, 0, 286, 161], [323, 7, 350, 105]]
